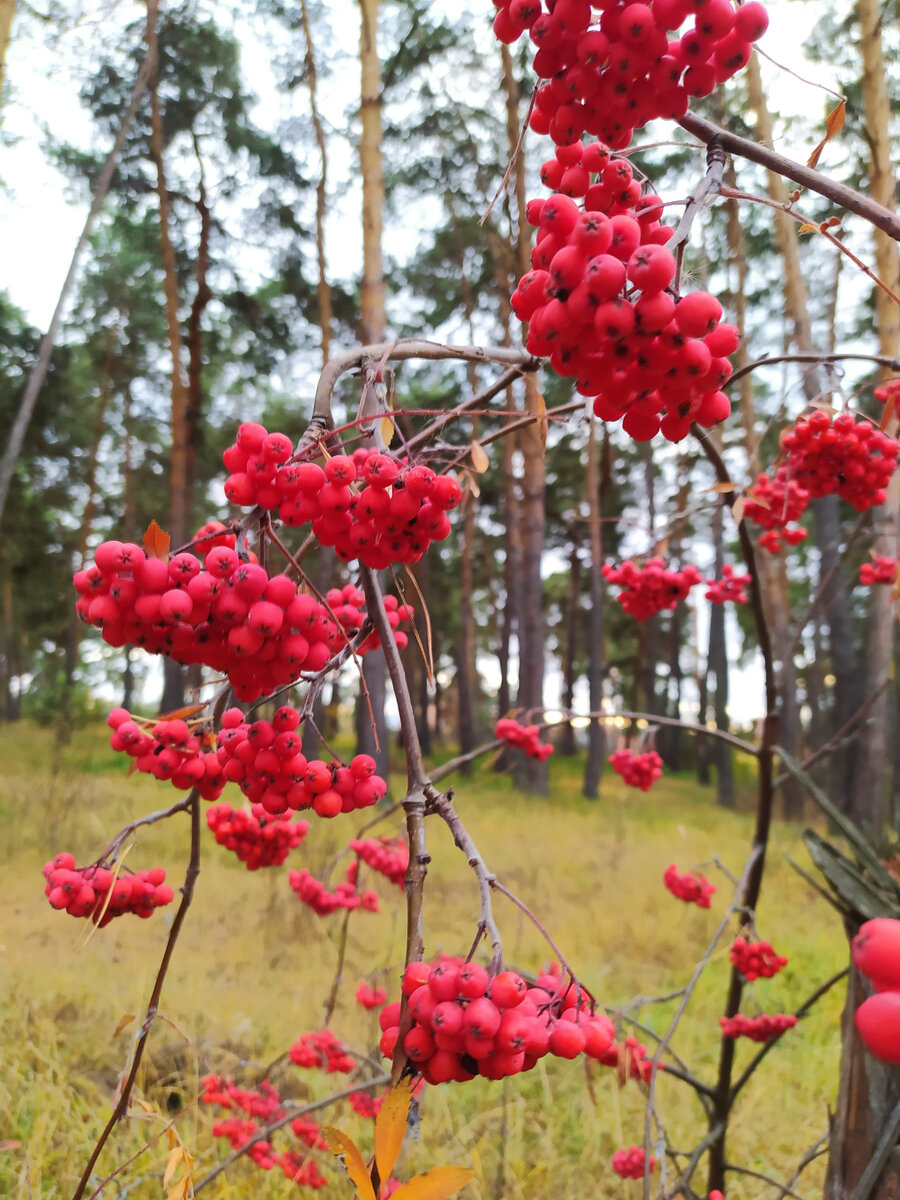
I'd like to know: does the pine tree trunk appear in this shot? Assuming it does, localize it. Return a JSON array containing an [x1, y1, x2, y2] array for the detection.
[[355, 0, 389, 779], [583, 423, 606, 797], [559, 538, 581, 756], [850, 0, 900, 840], [299, 0, 333, 364], [0, 0, 15, 103]]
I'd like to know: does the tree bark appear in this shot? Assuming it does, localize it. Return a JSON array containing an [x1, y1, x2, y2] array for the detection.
[[709, 502, 735, 807], [299, 0, 333, 364], [0, 0, 15, 106], [583, 422, 606, 797], [559, 537, 581, 756], [850, 0, 900, 840]]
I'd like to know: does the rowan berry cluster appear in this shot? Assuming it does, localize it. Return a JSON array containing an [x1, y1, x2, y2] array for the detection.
[[780, 412, 899, 512], [743, 469, 809, 532], [719, 1013, 797, 1041], [663, 863, 715, 908], [206, 802, 308, 869], [222, 424, 463, 568], [874, 378, 900, 407], [602, 559, 702, 619], [106, 708, 226, 800], [289, 1030, 356, 1073], [216, 706, 387, 817], [595, 1034, 654, 1083], [609, 748, 664, 791], [705, 563, 751, 604], [348, 836, 409, 888], [513, 143, 738, 444], [492, 0, 768, 151], [288, 866, 379, 915], [379, 958, 615, 1085], [494, 717, 555, 760], [729, 937, 788, 981], [347, 1090, 385, 1119], [356, 981, 388, 1010], [201, 1076, 328, 1184], [851, 918, 900, 1065], [611, 1145, 658, 1179], [43, 853, 174, 924], [75, 537, 408, 703], [859, 556, 898, 586], [757, 527, 809, 554]]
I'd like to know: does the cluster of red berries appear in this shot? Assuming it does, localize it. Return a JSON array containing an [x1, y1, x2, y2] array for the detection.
[[356, 981, 388, 1010], [206, 802, 308, 869], [719, 1013, 797, 1042], [43, 853, 174, 924], [609, 748, 663, 791], [611, 1145, 658, 1179], [107, 708, 226, 800], [492, 0, 768, 151], [595, 1035, 654, 1083], [349, 836, 408, 888], [602, 558, 702, 619], [288, 865, 379, 915], [729, 937, 788, 981], [663, 863, 715, 908], [874, 378, 900, 407], [75, 536, 408, 703], [757, 527, 809, 554], [289, 1030, 356, 1074], [494, 718, 555, 760], [743, 468, 809, 531], [216, 706, 387, 817], [201, 1076, 328, 1184], [512, 143, 738, 444], [859, 556, 898, 586], [780, 412, 899, 512], [222, 424, 463, 568], [380, 958, 615, 1085], [705, 563, 751, 604], [852, 918, 900, 1065], [347, 1090, 385, 1119]]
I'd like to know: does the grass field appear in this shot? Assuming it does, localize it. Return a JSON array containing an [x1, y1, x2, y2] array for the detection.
[[1, 721, 848, 1199]]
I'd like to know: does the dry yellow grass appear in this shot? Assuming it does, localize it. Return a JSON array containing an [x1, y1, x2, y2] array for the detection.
[[1, 722, 847, 1199]]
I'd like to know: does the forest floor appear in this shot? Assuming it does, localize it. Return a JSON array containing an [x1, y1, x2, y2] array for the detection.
[[1, 720, 846, 1200]]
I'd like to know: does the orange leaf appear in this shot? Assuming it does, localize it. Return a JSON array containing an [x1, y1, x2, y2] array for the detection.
[[0, 1141, 22, 1152], [112, 1013, 135, 1039], [157, 704, 208, 721], [798, 223, 818, 234], [143, 520, 171, 562], [706, 481, 737, 493], [323, 1127, 377, 1200], [469, 441, 490, 474], [731, 496, 745, 526], [374, 1079, 412, 1185], [389, 1166, 476, 1200], [807, 97, 846, 169]]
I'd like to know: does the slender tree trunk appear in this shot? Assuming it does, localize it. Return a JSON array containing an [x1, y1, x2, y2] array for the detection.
[[354, 0, 389, 779], [559, 537, 581, 756], [850, 0, 900, 840], [0, 0, 15, 104], [583, 423, 606, 797], [709, 502, 735, 806], [299, 0, 333, 364], [1, 573, 18, 720]]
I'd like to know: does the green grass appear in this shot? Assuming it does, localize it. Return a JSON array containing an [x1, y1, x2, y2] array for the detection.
[[1, 721, 848, 1199]]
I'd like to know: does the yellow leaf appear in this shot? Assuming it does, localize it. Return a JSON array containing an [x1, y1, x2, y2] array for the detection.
[[323, 1126, 377, 1200], [469, 441, 490, 473], [374, 1079, 412, 1185], [807, 97, 846, 169], [389, 1166, 476, 1200], [112, 1013, 135, 1039], [167, 1175, 192, 1200], [798, 223, 818, 234], [380, 416, 396, 448], [163, 1146, 182, 1189], [535, 388, 548, 453], [143, 519, 171, 562]]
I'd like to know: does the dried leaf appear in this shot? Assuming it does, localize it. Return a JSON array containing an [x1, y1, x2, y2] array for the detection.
[[164, 1145, 182, 1189], [157, 704, 208, 721], [167, 1175, 192, 1200], [389, 1166, 476, 1200], [731, 496, 745, 527], [706, 481, 737, 493], [323, 1126, 377, 1200], [0, 1141, 22, 1152], [534, 388, 548, 453], [375, 1079, 412, 1185], [113, 1013, 135, 1039], [807, 98, 846, 169], [380, 416, 396, 449], [143, 520, 171, 562], [469, 441, 490, 474]]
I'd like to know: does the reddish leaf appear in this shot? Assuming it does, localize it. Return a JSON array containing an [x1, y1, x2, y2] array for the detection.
[[143, 520, 171, 562]]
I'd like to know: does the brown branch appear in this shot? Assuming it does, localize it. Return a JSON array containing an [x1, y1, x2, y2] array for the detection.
[[678, 110, 900, 242], [70, 789, 202, 1200], [729, 351, 900, 388]]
